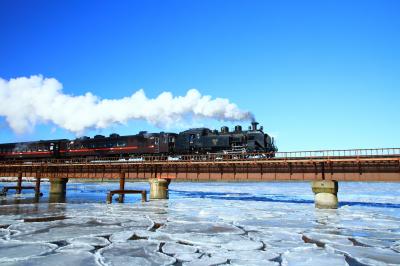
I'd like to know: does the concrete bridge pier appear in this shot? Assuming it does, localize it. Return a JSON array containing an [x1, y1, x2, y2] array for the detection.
[[149, 178, 171, 200], [311, 180, 338, 209], [49, 178, 68, 203]]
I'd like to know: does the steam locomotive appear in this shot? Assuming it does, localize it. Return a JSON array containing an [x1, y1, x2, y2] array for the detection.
[[0, 122, 277, 160]]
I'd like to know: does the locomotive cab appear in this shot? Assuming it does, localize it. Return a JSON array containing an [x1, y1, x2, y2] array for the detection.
[[49, 142, 60, 157]]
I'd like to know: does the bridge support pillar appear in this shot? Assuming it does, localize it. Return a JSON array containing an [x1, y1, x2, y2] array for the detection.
[[35, 175, 42, 198], [16, 172, 23, 194], [118, 172, 126, 203], [311, 180, 338, 209], [49, 178, 68, 203], [149, 178, 170, 200]]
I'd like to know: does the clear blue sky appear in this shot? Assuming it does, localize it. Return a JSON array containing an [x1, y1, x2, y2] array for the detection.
[[0, 0, 399, 151]]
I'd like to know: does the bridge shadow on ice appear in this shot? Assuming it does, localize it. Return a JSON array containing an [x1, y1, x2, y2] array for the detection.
[[171, 190, 400, 209]]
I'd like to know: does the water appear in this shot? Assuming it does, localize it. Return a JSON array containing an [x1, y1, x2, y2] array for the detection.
[[1, 181, 400, 265]]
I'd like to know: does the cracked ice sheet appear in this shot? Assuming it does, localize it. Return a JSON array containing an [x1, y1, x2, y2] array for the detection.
[[10, 223, 122, 242], [0, 251, 98, 266], [162, 242, 198, 255], [0, 229, 9, 239], [109, 230, 136, 243], [352, 236, 394, 248], [327, 243, 400, 265], [57, 243, 95, 252], [158, 221, 245, 235], [68, 236, 110, 246], [230, 261, 279, 266], [99, 240, 176, 265], [1, 181, 400, 265], [282, 246, 348, 266], [209, 249, 280, 262], [392, 242, 400, 252], [161, 242, 201, 262], [0, 241, 57, 262], [302, 232, 354, 246], [182, 255, 227, 266], [165, 233, 257, 248]]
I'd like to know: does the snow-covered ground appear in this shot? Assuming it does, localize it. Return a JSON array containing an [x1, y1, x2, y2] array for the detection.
[[0, 181, 399, 265]]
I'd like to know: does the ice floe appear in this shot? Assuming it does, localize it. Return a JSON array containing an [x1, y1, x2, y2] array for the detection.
[[224, 250, 279, 261], [327, 243, 400, 265], [0, 251, 98, 266], [109, 230, 135, 243], [11, 223, 122, 242], [68, 236, 110, 247], [0, 229, 9, 239], [220, 239, 263, 251], [158, 221, 244, 235], [174, 252, 202, 262], [99, 240, 176, 265], [282, 246, 348, 266], [162, 242, 198, 255], [351, 236, 393, 248], [182, 255, 227, 266], [248, 229, 304, 242], [302, 232, 354, 246], [392, 242, 400, 252], [57, 243, 95, 252], [0, 241, 56, 262], [230, 260, 279, 266]]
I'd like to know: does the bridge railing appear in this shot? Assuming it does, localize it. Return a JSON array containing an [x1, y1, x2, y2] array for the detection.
[[274, 148, 400, 159], [1, 148, 399, 165]]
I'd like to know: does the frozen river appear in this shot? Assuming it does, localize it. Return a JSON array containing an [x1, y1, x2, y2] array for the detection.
[[1, 181, 400, 265]]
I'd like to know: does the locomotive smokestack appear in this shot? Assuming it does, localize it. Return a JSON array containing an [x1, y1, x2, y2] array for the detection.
[[251, 121, 259, 131]]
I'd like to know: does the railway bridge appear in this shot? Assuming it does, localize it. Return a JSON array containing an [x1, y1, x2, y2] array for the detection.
[[1, 148, 400, 209]]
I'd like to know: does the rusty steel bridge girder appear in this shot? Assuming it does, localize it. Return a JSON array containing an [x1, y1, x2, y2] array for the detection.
[[0, 151, 399, 182]]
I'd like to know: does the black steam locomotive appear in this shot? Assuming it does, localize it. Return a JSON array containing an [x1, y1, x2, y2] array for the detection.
[[0, 122, 277, 160]]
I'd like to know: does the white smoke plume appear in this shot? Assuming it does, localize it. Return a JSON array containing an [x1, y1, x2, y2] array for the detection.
[[0, 75, 253, 135]]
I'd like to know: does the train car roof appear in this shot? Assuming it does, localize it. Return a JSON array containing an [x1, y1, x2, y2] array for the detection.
[[0, 139, 70, 146], [71, 132, 177, 142]]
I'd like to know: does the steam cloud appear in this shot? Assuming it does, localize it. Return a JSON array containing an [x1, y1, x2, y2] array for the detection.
[[0, 75, 253, 135]]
